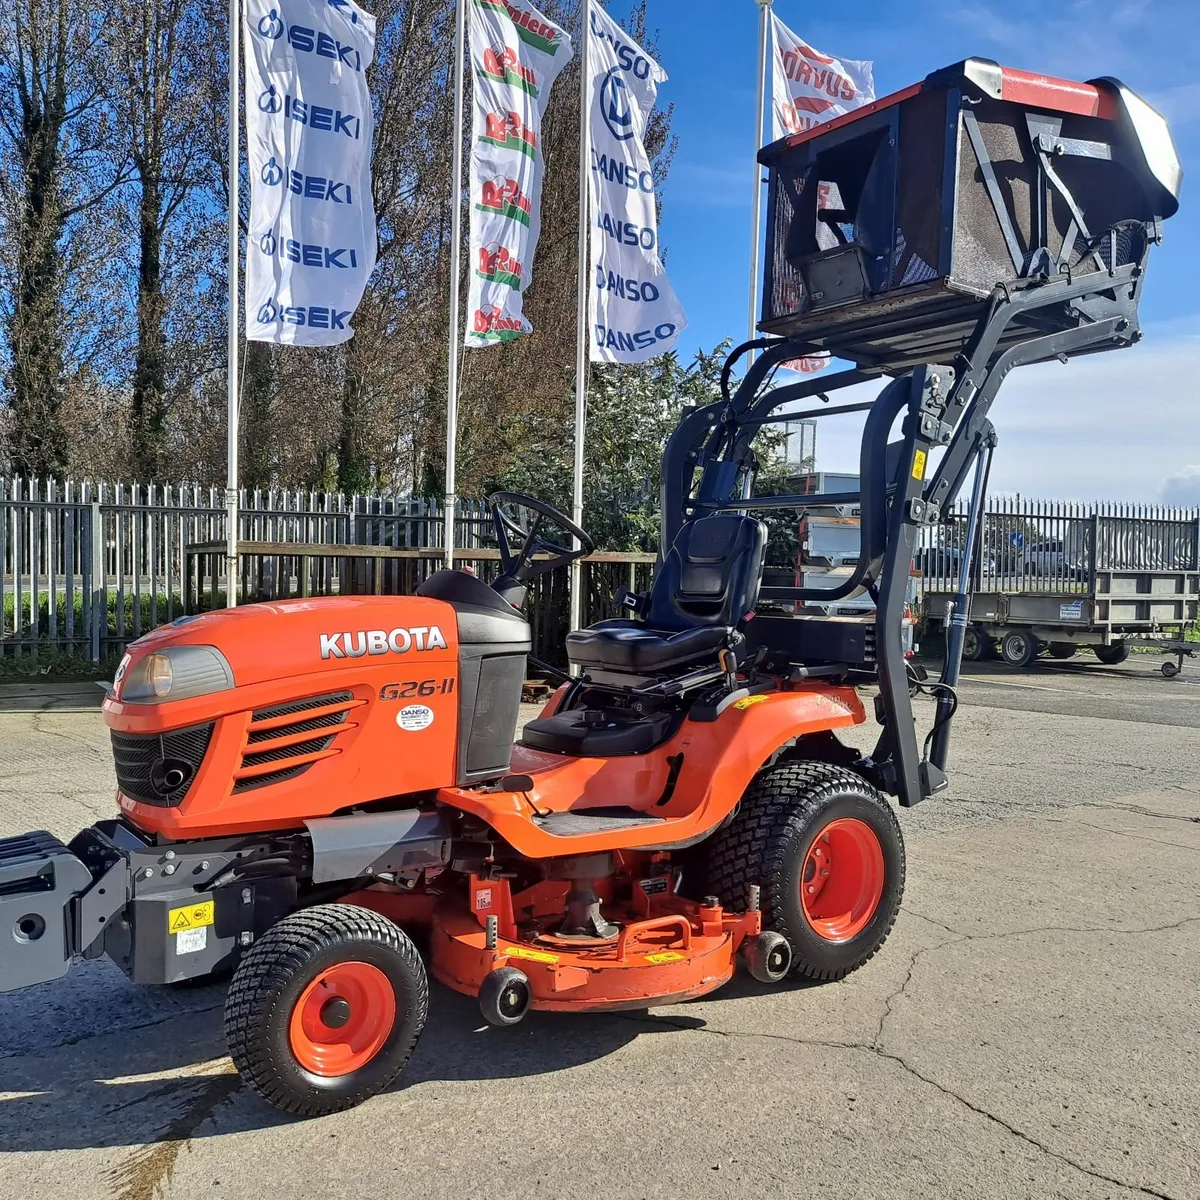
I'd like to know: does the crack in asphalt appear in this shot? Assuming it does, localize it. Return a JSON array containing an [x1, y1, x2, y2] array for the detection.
[[618, 992, 1176, 1200], [29, 708, 107, 760], [1054, 818, 1200, 853], [1074, 800, 1200, 825]]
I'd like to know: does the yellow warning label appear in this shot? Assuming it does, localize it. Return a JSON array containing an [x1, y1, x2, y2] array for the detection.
[[168, 900, 214, 933], [733, 694, 770, 711], [645, 951, 685, 965], [912, 450, 928, 480], [505, 945, 559, 965]]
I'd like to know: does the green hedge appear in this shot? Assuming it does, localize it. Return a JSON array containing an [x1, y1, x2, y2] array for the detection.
[[3, 590, 188, 640]]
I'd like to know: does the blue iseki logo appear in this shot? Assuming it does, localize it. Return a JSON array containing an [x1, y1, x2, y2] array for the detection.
[[261, 158, 355, 205], [258, 8, 284, 38], [257, 300, 354, 331]]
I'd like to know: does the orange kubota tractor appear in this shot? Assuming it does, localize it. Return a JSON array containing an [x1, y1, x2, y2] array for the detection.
[[0, 61, 1180, 1116]]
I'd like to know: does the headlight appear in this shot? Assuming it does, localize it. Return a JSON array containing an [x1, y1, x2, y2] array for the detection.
[[119, 646, 235, 704]]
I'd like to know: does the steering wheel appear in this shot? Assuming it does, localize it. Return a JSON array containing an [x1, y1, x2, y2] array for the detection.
[[489, 491, 595, 584]]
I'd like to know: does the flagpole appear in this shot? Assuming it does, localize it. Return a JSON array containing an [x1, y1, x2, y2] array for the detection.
[[444, 0, 468, 571], [569, 0, 592, 633], [746, 0, 773, 365], [226, 0, 241, 609]]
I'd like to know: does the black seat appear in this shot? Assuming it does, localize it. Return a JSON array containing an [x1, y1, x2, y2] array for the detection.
[[566, 515, 767, 676]]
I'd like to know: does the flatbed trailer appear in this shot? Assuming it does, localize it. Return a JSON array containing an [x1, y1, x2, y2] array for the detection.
[[920, 501, 1200, 670]]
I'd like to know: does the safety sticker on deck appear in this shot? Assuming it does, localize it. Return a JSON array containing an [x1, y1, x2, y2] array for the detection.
[[734, 695, 770, 711], [505, 945, 559, 965], [176, 926, 208, 956], [168, 900, 215, 933], [645, 951, 685, 965]]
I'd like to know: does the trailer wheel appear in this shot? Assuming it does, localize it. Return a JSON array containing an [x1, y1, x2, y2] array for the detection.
[[1000, 629, 1039, 668], [704, 762, 905, 982], [1095, 642, 1129, 666], [1162, 660, 1180, 679], [224, 904, 427, 1117], [1048, 643, 1077, 660], [962, 625, 993, 662]]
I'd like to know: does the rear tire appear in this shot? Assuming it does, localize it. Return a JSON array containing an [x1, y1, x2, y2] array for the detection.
[[962, 625, 993, 662], [224, 904, 428, 1117], [1000, 629, 1040, 668], [1095, 642, 1130, 665], [704, 762, 905, 982], [1048, 643, 1077, 660]]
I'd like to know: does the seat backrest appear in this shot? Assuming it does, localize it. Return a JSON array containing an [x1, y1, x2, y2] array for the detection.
[[644, 515, 768, 632]]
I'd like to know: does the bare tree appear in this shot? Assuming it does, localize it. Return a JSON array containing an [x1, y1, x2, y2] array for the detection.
[[0, 0, 125, 477], [109, 0, 210, 479]]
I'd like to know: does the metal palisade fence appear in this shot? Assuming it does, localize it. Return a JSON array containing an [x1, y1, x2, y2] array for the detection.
[[0, 478, 496, 662], [915, 496, 1200, 596], [5, 478, 1196, 663]]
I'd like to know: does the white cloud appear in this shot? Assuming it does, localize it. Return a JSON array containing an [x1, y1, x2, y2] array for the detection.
[[1162, 467, 1200, 505], [800, 318, 1200, 504], [1147, 81, 1200, 126]]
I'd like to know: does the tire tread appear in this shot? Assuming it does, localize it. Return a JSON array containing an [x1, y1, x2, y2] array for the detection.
[[224, 903, 428, 1118], [705, 761, 905, 982]]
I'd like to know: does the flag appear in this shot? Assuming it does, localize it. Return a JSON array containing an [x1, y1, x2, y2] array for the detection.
[[768, 16, 873, 374], [467, 0, 573, 347], [769, 14, 874, 142], [244, 0, 378, 346], [587, 4, 687, 364]]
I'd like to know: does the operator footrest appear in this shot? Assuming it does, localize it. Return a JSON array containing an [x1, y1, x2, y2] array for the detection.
[[533, 809, 667, 838], [0, 831, 93, 992]]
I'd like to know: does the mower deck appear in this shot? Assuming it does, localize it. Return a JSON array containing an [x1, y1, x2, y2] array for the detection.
[[430, 893, 762, 1013]]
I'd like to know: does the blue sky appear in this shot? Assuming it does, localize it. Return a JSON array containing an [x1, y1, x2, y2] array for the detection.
[[634, 0, 1200, 501]]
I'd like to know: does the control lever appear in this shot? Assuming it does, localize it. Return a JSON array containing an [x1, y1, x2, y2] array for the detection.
[[718, 648, 738, 694]]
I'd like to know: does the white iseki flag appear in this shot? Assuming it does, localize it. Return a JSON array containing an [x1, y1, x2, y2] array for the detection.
[[587, 5, 687, 365], [467, 0, 573, 347], [769, 14, 874, 142], [244, 0, 377, 346]]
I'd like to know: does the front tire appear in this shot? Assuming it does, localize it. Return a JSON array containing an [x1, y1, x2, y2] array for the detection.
[[224, 904, 428, 1117], [704, 762, 905, 982]]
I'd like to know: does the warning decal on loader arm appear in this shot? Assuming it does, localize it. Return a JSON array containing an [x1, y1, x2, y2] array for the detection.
[[168, 900, 215, 933]]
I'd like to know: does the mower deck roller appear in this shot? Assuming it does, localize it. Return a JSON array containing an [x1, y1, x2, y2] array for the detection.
[[0, 57, 1179, 1118]]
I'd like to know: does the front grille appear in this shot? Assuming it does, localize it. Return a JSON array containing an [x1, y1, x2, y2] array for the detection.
[[111, 724, 214, 808], [234, 692, 353, 794]]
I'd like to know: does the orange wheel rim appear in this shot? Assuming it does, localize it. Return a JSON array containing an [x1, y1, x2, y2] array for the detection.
[[800, 818, 885, 944], [288, 962, 396, 1077]]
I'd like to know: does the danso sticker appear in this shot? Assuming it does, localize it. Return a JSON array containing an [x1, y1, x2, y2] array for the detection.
[[396, 705, 435, 732]]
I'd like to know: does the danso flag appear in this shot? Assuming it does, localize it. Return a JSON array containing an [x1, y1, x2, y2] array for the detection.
[[467, 0, 573, 347], [587, 5, 687, 365], [244, 0, 378, 346], [769, 14, 874, 142]]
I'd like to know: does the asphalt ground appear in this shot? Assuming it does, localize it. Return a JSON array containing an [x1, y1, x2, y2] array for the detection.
[[0, 655, 1197, 1199]]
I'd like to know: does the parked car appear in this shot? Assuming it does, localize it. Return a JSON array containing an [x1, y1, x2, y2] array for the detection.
[[1019, 539, 1089, 581]]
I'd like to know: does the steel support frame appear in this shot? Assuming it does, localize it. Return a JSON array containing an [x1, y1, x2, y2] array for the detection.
[[661, 248, 1150, 809]]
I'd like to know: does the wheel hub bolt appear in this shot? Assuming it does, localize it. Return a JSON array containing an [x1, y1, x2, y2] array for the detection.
[[320, 997, 352, 1029]]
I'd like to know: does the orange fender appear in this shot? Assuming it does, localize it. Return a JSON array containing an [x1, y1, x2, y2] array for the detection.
[[436, 685, 865, 858]]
